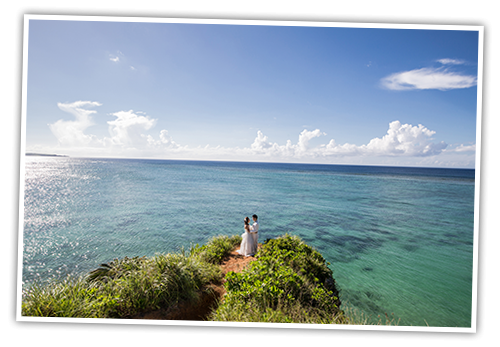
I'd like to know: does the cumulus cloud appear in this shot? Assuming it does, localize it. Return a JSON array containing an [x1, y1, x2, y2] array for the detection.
[[297, 129, 326, 153], [324, 140, 360, 155], [145, 129, 182, 149], [250, 129, 326, 158], [361, 121, 447, 156], [44, 101, 474, 167], [49, 101, 184, 153], [246, 121, 447, 159], [49, 101, 102, 147], [105, 110, 157, 148], [381, 66, 476, 91], [250, 131, 274, 151]]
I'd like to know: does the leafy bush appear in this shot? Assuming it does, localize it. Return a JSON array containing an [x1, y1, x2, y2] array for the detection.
[[211, 234, 344, 323], [258, 235, 338, 292]]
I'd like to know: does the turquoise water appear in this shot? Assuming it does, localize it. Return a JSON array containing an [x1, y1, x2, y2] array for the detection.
[[21, 157, 475, 327]]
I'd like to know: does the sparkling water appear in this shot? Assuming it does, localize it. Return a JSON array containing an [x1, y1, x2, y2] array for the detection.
[[21, 157, 475, 327]]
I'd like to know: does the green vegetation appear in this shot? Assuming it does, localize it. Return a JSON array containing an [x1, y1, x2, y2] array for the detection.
[[21, 234, 241, 318], [190, 234, 242, 264], [211, 234, 347, 323], [22, 233, 400, 325]]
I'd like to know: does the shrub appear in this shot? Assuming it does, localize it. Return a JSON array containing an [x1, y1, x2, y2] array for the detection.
[[211, 234, 344, 323]]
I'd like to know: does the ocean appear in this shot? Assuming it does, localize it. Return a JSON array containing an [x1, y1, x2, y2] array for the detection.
[[20, 156, 476, 327]]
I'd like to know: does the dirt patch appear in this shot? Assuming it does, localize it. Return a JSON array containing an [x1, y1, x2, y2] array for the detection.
[[220, 246, 258, 275], [131, 284, 225, 321], [130, 245, 259, 321]]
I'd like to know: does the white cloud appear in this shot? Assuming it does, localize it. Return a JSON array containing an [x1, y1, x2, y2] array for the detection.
[[249, 129, 326, 158], [297, 129, 325, 153], [110, 56, 119, 62], [48, 106, 449, 159], [455, 144, 476, 152], [42, 101, 474, 168], [381, 67, 477, 91], [246, 122, 447, 159], [324, 140, 360, 155], [49, 102, 175, 152], [444, 144, 476, 153], [145, 129, 182, 149], [105, 110, 157, 148], [361, 121, 447, 156], [437, 58, 465, 65], [250, 131, 273, 151], [49, 101, 102, 147], [248, 121, 447, 159]]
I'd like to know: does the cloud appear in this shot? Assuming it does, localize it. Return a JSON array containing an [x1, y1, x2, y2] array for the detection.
[[361, 121, 447, 156], [145, 129, 182, 149], [250, 131, 273, 151], [454, 144, 476, 152], [43, 101, 474, 167], [247, 121, 446, 159], [49, 101, 102, 147], [444, 144, 476, 153], [381, 66, 476, 91], [49, 102, 177, 152], [110, 56, 119, 62], [250, 129, 326, 158], [437, 58, 465, 65], [298, 129, 326, 153], [105, 110, 157, 148]]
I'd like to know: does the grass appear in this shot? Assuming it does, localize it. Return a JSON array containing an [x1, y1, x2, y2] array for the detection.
[[21, 234, 241, 318], [22, 232, 400, 325], [190, 234, 241, 265]]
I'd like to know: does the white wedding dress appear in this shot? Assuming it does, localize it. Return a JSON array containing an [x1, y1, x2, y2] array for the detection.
[[237, 228, 255, 257]]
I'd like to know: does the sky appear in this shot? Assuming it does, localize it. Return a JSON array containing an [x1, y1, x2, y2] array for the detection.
[[24, 17, 481, 168]]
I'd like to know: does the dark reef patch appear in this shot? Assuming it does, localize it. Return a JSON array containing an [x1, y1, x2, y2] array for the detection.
[[401, 244, 419, 252]]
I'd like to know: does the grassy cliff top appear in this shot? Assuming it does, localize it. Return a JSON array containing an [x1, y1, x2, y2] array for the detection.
[[22, 234, 398, 325]]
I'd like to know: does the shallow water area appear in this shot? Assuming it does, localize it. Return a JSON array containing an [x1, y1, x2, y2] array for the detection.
[[21, 157, 475, 327]]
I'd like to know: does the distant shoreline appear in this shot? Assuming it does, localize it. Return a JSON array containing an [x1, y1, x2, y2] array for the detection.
[[26, 153, 69, 157]]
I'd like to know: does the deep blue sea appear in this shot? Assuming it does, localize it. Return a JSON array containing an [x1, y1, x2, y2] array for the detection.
[[21, 157, 476, 327]]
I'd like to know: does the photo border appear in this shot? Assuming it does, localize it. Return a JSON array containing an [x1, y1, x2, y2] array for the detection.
[[8, 6, 492, 341]]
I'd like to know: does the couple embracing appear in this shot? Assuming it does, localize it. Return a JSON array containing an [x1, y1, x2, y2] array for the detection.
[[237, 214, 259, 257]]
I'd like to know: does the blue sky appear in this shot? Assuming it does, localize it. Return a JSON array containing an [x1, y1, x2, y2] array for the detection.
[[24, 18, 481, 167]]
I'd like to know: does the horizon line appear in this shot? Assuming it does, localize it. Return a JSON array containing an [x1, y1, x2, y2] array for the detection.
[[24, 152, 475, 170]]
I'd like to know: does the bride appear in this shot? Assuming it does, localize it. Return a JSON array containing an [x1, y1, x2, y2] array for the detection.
[[237, 217, 255, 257]]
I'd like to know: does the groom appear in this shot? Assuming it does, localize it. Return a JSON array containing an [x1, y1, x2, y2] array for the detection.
[[250, 214, 259, 254]]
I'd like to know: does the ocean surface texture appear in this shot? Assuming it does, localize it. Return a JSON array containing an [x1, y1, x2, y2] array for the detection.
[[22, 157, 475, 327]]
